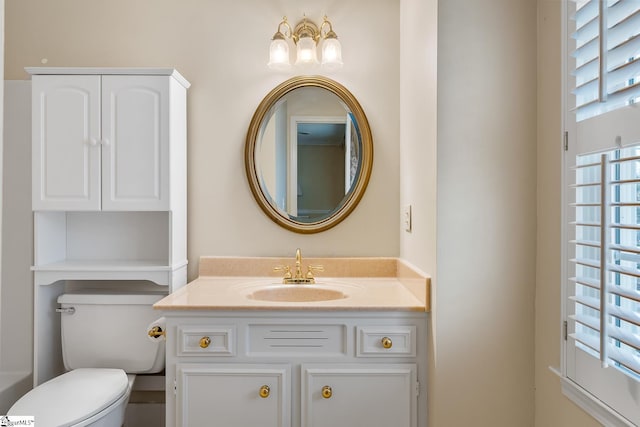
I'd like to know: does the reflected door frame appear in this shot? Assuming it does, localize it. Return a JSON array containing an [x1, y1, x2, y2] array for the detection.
[[288, 115, 347, 217]]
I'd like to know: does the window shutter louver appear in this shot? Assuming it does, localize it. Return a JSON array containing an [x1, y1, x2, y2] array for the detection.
[[572, 0, 640, 121], [571, 149, 640, 380]]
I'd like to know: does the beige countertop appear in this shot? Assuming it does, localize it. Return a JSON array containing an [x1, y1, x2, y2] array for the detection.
[[154, 257, 431, 312]]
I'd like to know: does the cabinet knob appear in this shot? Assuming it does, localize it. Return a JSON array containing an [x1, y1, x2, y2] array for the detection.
[[259, 385, 270, 398], [101, 138, 110, 146], [381, 337, 393, 349], [199, 336, 211, 348], [321, 385, 332, 399], [88, 138, 98, 146]]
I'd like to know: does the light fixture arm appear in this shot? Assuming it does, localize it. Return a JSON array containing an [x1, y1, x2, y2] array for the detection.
[[320, 16, 338, 39], [272, 16, 292, 41], [292, 16, 320, 44]]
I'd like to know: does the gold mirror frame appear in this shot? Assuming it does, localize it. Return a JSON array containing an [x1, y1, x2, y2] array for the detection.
[[245, 76, 373, 234]]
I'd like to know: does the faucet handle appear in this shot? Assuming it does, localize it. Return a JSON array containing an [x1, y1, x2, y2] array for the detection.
[[273, 265, 292, 279], [306, 264, 324, 279]]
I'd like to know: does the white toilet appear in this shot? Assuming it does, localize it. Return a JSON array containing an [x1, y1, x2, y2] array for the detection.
[[8, 291, 166, 427]]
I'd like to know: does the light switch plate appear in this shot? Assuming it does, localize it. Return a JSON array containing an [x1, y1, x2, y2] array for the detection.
[[403, 205, 412, 232]]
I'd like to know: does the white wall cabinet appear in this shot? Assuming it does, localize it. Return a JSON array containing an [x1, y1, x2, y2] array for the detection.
[[27, 68, 190, 386], [163, 312, 426, 427], [31, 71, 186, 211]]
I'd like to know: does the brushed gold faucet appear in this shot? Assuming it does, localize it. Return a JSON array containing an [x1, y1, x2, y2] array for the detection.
[[294, 248, 303, 280], [274, 248, 324, 284]]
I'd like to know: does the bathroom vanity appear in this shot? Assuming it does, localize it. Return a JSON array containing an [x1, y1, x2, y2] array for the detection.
[[155, 256, 430, 427]]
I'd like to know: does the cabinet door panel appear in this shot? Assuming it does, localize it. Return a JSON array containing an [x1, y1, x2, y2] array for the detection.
[[101, 76, 170, 210], [302, 364, 417, 427], [32, 75, 101, 210], [177, 364, 291, 427]]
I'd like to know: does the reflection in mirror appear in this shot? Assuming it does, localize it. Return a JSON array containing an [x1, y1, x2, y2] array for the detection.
[[296, 120, 358, 219], [246, 76, 373, 233], [258, 87, 360, 221]]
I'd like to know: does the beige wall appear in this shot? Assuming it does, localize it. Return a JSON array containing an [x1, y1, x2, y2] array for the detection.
[[435, 0, 536, 425], [399, 0, 438, 276], [399, 0, 438, 425], [5, 0, 400, 280]]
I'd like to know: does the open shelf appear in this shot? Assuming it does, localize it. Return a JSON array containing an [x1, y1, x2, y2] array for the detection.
[[32, 211, 187, 287]]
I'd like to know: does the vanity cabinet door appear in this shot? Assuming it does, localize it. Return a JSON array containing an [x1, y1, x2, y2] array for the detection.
[[176, 364, 291, 427], [32, 75, 101, 211], [301, 364, 418, 427]]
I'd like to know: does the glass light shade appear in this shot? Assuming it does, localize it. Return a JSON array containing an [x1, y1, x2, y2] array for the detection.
[[295, 36, 319, 65], [268, 38, 291, 70], [321, 38, 343, 70]]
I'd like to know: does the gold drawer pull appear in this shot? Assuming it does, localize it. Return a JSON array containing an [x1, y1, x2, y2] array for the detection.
[[259, 385, 270, 398], [381, 337, 393, 349], [321, 385, 332, 399], [199, 336, 211, 348]]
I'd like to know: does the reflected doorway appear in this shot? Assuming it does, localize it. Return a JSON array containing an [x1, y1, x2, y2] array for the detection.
[[295, 120, 346, 219]]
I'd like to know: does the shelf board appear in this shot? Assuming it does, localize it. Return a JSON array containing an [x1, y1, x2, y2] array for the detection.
[[32, 259, 185, 272], [32, 260, 188, 287]]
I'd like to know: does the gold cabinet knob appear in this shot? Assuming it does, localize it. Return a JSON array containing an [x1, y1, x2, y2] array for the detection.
[[259, 385, 270, 398], [381, 337, 393, 349], [321, 385, 332, 399], [199, 336, 211, 348]]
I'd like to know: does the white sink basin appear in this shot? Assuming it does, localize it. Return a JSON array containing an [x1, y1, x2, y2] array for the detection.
[[232, 279, 362, 303], [247, 285, 347, 302]]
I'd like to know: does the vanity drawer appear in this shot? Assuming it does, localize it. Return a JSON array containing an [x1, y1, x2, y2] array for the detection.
[[356, 326, 416, 357], [177, 326, 235, 356], [248, 324, 346, 356]]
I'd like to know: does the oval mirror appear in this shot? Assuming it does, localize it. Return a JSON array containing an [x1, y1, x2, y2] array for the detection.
[[245, 76, 373, 233]]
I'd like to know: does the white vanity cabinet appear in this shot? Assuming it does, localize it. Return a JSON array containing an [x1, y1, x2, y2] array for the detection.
[[27, 68, 190, 386], [163, 312, 427, 427], [30, 69, 188, 211]]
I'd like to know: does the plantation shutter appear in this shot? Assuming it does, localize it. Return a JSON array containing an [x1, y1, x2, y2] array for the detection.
[[565, 2, 640, 423], [571, 148, 640, 379]]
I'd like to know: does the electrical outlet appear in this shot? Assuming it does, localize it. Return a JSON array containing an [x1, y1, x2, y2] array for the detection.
[[403, 205, 412, 232]]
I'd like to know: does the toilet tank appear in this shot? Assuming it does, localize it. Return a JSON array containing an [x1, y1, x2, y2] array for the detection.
[[57, 292, 166, 373]]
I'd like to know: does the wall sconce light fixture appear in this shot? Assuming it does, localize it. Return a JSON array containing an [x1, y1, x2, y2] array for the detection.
[[268, 15, 343, 71]]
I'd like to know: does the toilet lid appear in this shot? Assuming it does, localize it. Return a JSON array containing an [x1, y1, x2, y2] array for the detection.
[[8, 368, 128, 427]]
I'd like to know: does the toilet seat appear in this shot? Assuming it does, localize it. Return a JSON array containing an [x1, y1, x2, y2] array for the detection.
[[8, 368, 129, 427]]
